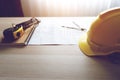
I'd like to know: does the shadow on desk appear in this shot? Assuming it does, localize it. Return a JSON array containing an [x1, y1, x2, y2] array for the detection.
[[0, 45, 26, 52], [90, 55, 120, 79], [91, 52, 120, 64]]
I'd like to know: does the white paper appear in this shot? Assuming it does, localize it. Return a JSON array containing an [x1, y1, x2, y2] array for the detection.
[[28, 17, 95, 45]]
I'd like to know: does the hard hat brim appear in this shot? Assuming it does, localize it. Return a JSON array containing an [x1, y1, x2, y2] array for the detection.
[[79, 33, 96, 56], [79, 33, 115, 56]]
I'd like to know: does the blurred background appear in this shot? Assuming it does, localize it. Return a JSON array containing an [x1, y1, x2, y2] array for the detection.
[[0, 0, 120, 17]]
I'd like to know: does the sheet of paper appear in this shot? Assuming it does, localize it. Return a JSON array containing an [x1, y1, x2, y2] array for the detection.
[[29, 17, 95, 45]]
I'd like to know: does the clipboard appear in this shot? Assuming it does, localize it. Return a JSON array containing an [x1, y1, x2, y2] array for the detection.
[[0, 18, 40, 46]]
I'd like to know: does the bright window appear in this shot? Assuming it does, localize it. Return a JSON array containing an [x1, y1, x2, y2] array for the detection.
[[21, 0, 120, 17]]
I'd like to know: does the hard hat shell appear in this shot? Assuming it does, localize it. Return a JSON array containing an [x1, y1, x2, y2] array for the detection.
[[79, 7, 120, 56]]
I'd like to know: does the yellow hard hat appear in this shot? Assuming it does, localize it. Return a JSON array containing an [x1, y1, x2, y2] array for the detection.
[[79, 7, 120, 56]]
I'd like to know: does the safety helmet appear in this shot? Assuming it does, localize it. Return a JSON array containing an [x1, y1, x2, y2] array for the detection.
[[79, 7, 120, 56]]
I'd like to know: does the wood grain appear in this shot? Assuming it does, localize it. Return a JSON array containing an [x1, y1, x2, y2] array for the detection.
[[0, 45, 120, 80]]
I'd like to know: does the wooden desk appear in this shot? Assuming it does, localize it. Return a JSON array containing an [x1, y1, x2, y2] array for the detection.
[[0, 17, 120, 80], [0, 45, 120, 80]]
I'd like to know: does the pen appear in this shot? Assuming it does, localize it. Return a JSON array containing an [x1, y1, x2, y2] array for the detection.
[[61, 26, 82, 31], [61, 21, 86, 31]]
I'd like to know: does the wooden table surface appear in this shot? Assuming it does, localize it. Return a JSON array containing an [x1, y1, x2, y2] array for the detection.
[[0, 17, 120, 80], [0, 45, 120, 80]]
